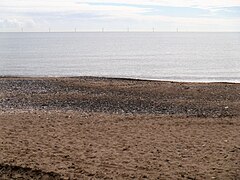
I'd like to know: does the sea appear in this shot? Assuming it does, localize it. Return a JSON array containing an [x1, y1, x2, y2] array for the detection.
[[0, 32, 239, 82]]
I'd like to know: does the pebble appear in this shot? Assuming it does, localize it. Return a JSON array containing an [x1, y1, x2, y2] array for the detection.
[[0, 78, 238, 118]]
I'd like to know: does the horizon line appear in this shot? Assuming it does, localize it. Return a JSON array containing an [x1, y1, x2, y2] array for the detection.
[[0, 31, 239, 33]]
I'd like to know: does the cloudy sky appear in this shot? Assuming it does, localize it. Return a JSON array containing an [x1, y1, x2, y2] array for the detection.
[[1, 0, 240, 32]]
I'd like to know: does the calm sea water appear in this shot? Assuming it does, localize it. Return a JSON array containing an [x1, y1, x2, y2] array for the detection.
[[0, 32, 240, 82]]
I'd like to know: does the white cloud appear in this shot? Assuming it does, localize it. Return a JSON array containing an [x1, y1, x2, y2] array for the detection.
[[0, 18, 21, 28], [0, 1, 145, 17], [0, 0, 239, 31], [81, 0, 240, 8], [0, 17, 36, 29]]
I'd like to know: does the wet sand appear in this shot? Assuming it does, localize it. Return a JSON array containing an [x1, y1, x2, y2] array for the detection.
[[0, 77, 240, 179]]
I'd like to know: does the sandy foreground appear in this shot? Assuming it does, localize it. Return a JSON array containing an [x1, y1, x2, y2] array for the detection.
[[0, 77, 239, 179]]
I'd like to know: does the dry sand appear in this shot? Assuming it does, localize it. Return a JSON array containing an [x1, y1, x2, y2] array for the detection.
[[0, 77, 239, 179]]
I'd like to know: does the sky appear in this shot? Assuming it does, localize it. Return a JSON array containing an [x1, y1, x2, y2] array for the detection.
[[0, 0, 240, 32]]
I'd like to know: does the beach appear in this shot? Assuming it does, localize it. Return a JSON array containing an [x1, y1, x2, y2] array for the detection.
[[0, 77, 240, 179]]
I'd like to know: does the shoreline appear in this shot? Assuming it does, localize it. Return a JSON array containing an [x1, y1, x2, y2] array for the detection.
[[1, 75, 240, 84], [1, 76, 240, 117]]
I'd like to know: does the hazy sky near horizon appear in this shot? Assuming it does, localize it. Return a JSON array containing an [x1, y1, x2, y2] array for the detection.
[[1, 0, 240, 32]]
